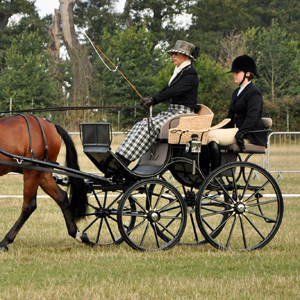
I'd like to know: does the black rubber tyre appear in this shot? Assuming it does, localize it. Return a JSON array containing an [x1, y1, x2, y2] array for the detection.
[[196, 162, 284, 251], [117, 179, 187, 251], [78, 189, 135, 246]]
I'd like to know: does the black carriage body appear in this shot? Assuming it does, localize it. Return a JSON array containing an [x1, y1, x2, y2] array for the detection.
[[78, 110, 283, 251]]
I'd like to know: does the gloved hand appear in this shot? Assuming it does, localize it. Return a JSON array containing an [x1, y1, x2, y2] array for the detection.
[[236, 138, 245, 151], [140, 97, 154, 109]]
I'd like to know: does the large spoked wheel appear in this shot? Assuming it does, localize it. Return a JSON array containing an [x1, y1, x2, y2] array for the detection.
[[77, 188, 135, 246], [196, 162, 284, 251], [160, 166, 207, 245], [117, 179, 187, 251]]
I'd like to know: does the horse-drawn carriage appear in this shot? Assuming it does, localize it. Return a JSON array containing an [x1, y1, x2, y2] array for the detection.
[[0, 106, 283, 252]]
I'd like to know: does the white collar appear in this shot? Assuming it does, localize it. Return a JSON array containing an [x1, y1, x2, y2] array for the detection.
[[237, 81, 251, 96], [168, 59, 192, 86]]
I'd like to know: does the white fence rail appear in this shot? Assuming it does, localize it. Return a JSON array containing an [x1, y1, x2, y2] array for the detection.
[[266, 132, 300, 178]]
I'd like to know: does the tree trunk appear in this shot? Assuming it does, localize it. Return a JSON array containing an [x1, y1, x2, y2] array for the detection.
[[59, 0, 91, 126], [59, 0, 80, 51], [0, 13, 11, 30], [48, 9, 61, 61], [124, 0, 133, 28]]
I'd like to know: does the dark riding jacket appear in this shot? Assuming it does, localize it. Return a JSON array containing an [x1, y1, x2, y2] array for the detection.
[[152, 65, 199, 110], [224, 82, 267, 146]]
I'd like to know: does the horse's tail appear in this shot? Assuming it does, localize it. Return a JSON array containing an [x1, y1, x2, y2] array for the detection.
[[55, 124, 87, 221]]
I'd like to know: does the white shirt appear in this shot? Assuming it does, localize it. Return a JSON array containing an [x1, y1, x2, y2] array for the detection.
[[237, 81, 251, 96], [168, 59, 192, 86]]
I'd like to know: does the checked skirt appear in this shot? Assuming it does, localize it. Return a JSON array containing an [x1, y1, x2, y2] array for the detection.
[[116, 104, 194, 161]]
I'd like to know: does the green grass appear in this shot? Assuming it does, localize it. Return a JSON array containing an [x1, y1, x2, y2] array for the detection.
[[0, 139, 300, 299]]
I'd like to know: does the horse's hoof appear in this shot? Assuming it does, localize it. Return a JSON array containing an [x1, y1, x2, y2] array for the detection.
[[0, 246, 8, 252], [75, 231, 92, 245]]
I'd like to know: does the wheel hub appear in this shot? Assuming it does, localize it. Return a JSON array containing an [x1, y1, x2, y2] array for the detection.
[[235, 202, 246, 214], [147, 211, 161, 222], [185, 190, 196, 207]]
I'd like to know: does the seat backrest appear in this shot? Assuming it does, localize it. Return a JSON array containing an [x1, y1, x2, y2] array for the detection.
[[80, 123, 111, 153], [197, 104, 214, 117]]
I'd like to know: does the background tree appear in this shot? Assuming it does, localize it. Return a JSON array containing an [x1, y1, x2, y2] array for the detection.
[[0, 31, 59, 114], [122, 0, 189, 45], [0, 0, 35, 29], [244, 20, 300, 130], [1, 0, 300, 131], [88, 25, 163, 129]]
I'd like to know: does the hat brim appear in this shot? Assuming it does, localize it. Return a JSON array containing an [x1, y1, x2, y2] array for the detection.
[[167, 49, 195, 61], [227, 69, 260, 78]]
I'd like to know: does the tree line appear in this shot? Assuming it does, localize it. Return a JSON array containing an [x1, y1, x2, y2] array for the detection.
[[0, 0, 300, 131]]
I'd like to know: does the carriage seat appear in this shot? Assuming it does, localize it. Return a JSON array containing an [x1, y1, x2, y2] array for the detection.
[[220, 118, 272, 154], [132, 106, 209, 175], [134, 105, 220, 175]]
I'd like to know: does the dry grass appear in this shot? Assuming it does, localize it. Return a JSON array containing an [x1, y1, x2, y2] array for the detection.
[[0, 195, 299, 299]]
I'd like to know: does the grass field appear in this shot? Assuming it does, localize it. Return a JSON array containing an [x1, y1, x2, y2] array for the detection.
[[0, 137, 300, 299]]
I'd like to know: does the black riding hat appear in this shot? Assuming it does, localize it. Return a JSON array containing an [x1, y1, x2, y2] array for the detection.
[[229, 55, 260, 78]]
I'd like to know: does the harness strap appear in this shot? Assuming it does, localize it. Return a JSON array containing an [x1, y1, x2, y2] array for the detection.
[[18, 114, 37, 159], [18, 114, 48, 161], [32, 115, 49, 161]]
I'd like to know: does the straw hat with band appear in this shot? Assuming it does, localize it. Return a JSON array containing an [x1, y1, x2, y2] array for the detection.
[[167, 40, 200, 62]]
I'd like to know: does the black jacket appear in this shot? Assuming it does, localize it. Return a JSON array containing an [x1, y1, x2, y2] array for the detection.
[[152, 65, 199, 110], [224, 82, 267, 146]]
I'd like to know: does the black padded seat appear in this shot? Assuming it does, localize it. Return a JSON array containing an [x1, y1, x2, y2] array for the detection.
[[220, 118, 272, 154], [132, 143, 169, 175], [221, 143, 266, 154]]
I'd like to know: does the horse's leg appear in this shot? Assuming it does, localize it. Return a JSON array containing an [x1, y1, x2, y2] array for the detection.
[[39, 172, 91, 245], [0, 173, 40, 252]]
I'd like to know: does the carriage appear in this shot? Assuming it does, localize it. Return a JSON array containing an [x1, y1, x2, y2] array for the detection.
[[0, 106, 283, 252], [77, 105, 283, 251]]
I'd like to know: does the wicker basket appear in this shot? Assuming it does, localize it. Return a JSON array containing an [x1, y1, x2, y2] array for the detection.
[[168, 105, 214, 144]]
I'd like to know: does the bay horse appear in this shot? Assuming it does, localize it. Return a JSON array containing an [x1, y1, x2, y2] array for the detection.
[[0, 114, 90, 252]]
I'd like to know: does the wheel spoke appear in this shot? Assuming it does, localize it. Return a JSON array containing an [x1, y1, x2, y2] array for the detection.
[[245, 209, 277, 223], [104, 217, 117, 242], [243, 213, 266, 239], [139, 222, 150, 247], [239, 215, 247, 249], [226, 214, 237, 248], [189, 213, 200, 242], [151, 223, 161, 248]]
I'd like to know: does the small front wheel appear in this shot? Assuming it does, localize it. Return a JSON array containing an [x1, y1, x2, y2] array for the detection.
[[117, 179, 187, 251]]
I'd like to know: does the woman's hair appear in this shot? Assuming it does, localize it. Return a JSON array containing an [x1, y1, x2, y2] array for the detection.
[[247, 73, 255, 80]]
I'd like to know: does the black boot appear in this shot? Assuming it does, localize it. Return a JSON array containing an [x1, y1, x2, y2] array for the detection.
[[208, 141, 221, 171]]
